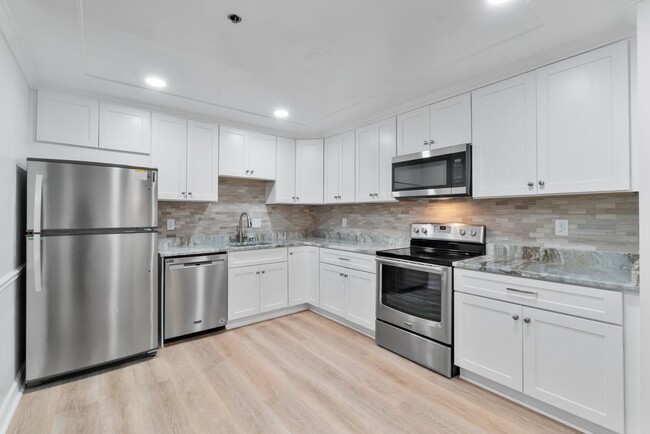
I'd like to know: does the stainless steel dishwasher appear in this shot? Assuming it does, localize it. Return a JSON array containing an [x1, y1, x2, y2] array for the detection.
[[164, 253, 228, 340]]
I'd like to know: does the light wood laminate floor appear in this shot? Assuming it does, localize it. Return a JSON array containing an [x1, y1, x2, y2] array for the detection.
[[9, 311, 577, 433]]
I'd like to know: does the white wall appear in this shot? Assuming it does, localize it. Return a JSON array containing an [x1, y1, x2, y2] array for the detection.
[[637, 1, 650, 430], [0, 25, 29, 431]]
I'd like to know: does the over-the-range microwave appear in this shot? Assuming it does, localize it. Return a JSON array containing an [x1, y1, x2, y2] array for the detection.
[[391, 144, 471, 199]]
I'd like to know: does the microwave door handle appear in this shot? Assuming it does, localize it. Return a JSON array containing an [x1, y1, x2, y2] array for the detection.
[[33, 174, 43, 292]]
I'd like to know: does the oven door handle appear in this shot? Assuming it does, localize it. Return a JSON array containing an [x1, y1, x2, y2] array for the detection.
[[375, 257, 449, 275]]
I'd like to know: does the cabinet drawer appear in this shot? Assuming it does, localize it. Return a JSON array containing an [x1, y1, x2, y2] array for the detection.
[[228, 248, 287, 268], [319, 248, 375, 273], [454, 269, 622, 325]]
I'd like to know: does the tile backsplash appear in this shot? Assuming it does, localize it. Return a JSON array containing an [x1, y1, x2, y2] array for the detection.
[[158, 178, 639, 253]]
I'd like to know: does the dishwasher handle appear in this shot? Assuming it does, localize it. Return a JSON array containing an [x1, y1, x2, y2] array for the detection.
[[168, 259, 225, 270]]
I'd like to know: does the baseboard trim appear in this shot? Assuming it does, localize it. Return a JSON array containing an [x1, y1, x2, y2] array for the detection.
[[0, 365, 24, 434], [0, 264, 24, 294], [226, 304, 310, 329], [308, 307, 375, 339]]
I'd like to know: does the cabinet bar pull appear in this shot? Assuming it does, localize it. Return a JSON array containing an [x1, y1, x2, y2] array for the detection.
[[507, 287, 538, 296], [338, 257, 351, 261]]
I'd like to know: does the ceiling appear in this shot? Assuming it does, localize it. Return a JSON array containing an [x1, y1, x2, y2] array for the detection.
[[0, 0, 638, 137]]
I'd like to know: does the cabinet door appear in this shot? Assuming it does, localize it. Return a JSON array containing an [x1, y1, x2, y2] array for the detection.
[[323, 135, 341, 204], [472, 72, 537, 198], [537, 41, 630, 194], [219, 126, 249, 177], [266, 137, 296, 204], [355, 124, 377, 203], [345, 269, 376, 331], [295, 139, 324, 204], [36, 90, 99, 148], [99, 103, 151, 154], [319, 263, 346, 316], [186, 120, 218, 202], [454, 293, 523, 391], [228, 265, 260, 320], [152, 113, 187, 201], [522, 307, 624, 432], [396, 106, 430, 156], [260, 262, 288, 313], [376, 117, 397, 202], [429, 93, 471, 149], [339, 131, 356, 203], [249, 132, 277, 180], [305, 247, 320, 306], [288, 248, 308, 306]]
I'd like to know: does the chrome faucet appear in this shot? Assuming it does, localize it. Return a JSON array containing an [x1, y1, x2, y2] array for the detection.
[[238, 212, 252, 243]]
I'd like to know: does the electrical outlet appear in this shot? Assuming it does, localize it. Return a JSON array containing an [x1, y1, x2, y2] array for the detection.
[[555, 219, 568, 237], [342, 218, 347, 227], [166, 219, 175, 231], [252, 218, 262, 228]]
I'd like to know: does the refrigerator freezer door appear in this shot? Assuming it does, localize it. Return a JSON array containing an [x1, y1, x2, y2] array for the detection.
[[26, 232, 158, 383], [27, 160, 157, 232]]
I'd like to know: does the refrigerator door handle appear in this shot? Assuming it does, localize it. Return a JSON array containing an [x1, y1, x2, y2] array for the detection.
[[34, 174, 43, 293]]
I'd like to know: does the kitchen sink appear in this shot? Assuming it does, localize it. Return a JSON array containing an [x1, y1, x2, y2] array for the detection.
[[229, 241, 274, 247]]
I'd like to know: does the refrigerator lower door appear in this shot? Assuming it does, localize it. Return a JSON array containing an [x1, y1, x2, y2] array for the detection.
[[26, 232, 158, 383]]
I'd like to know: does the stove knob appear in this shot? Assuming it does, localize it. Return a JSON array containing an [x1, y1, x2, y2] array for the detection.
[[421, 228, 428, 235], [470, 230, 477, 237], [459, 229, 466, 236]]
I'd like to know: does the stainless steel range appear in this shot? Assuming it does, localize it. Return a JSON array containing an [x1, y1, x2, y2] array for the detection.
[[375, 223, 486, 377]]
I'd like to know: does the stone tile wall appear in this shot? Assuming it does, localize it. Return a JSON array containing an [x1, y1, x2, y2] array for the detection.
[[158, 177, 317, 238], [316, 193, 639, 253], [159, 177, 639, 253]]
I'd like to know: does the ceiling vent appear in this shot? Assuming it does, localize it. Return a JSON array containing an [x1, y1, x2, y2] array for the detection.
[[227, 14, 242, 24]]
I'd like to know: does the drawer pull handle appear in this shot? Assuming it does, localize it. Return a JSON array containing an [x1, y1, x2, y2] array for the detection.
[[507, 287, 538, 296], [404, 321, 413, 327], [338, 257, 351, 261]]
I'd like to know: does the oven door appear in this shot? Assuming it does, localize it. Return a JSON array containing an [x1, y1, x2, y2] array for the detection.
[[391, 144, 470, 198], [376, 257, 452, 344]]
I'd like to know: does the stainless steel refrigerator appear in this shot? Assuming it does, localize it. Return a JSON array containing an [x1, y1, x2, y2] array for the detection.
[[25, 159, 159, 385]]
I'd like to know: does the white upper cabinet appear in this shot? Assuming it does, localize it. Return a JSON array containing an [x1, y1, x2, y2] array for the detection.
[[429, 93, 472, 149], [99, 102, 151, 154], [186, 120, 219, 202], [152, 114, 187, 201], [219, 126, 249, 178], [472, 72, 537, 198], [36, 90, 99, 148], [397, 106, 430, 156], [356, 117, 396, 203], [266, 137, 296, 204], [249, 132, 277, 180], [324, 131, 355, 204], [537, 41, 630, 194], [152, 113, 218, 202], [397, 93, 471, 156], [219, 127, 277, 180], [295, 139, 324, 204]]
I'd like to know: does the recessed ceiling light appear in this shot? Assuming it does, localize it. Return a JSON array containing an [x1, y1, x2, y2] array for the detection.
[[145, 77, 166, 88], [273, 109, 289, 119]]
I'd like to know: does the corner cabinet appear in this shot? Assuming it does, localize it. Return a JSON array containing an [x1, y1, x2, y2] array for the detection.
[[454, 270, 625, 433], [396, 93, 471, 156], [324, 131, 355, 204], [288, 246, 320, 306], [356, 117, 396, 203], [265, 137, 296, 204], [472, 41, 630, 198], [219, 126, 277, 180], [152, 113, 218, 202]]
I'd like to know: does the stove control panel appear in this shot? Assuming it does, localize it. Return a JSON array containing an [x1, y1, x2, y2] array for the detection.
[[410, 223, 486, 244]]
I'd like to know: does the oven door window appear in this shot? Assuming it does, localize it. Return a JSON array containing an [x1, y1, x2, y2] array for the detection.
[[392, 155, 451, 192], [381, 264, 443, 322]]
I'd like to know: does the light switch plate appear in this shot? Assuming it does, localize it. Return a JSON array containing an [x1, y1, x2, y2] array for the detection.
[[555, 219, 568, 236], [342, 218, 347, 227], [167, 219, 175, 231], [252, 218, 262, 228]]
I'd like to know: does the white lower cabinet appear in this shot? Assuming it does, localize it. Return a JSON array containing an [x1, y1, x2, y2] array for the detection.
[[288, 246, 320, 306], [319, 256, 376, 332], [454, 293, 523, 391], [227, 249, 288, 321], [455, 289, 625, 433], [259, 262, 288, 312]]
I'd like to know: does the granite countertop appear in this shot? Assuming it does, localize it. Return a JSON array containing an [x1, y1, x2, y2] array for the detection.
[[158, 237, 405, 258], [453, 245, 639, 293]]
